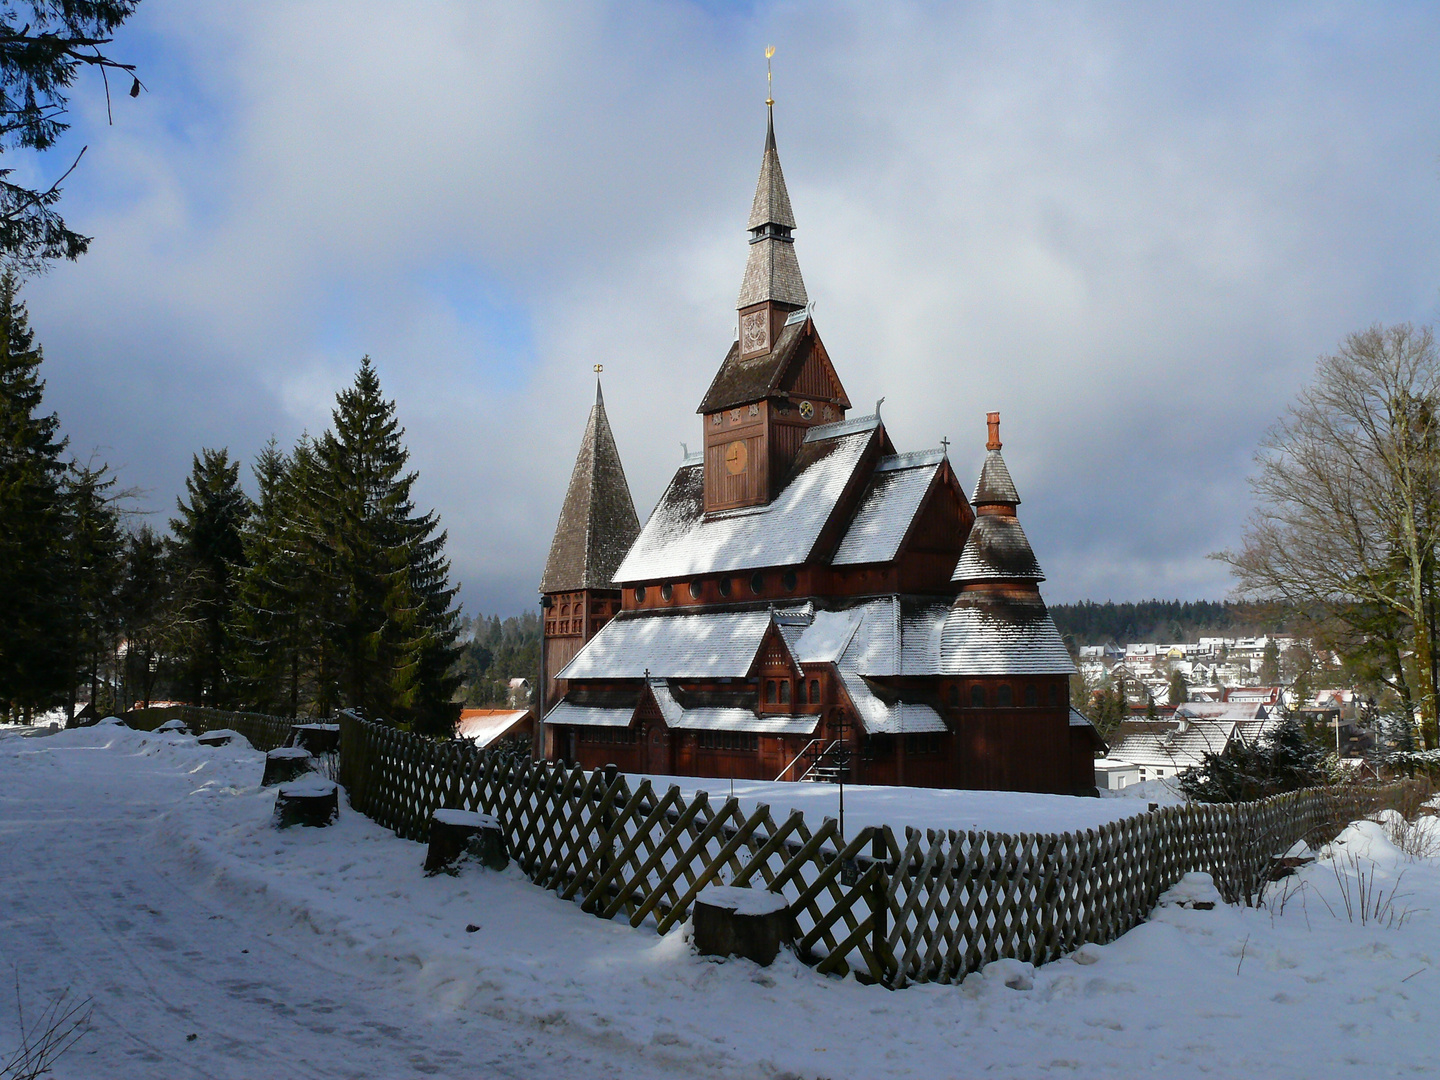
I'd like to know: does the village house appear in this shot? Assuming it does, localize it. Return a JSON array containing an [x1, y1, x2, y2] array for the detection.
[[536, 103, 1101, 794]]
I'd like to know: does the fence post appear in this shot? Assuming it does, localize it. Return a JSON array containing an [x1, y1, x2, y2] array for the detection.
[[871, 826, 890, 985]]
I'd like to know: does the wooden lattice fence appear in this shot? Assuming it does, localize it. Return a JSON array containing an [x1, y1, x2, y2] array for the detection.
[[177, 706, 296, 752], [328, 712, 1420, 988], [149, 708, 1422, 986]]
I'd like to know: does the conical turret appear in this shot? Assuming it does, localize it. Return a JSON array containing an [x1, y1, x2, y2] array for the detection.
[[540, 380, 641, 593], [952, 413, 1044, 586]]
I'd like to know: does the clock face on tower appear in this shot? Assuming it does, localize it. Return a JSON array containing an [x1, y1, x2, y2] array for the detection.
[[740, 309, 769, 354], [724, 440, 748, 475]]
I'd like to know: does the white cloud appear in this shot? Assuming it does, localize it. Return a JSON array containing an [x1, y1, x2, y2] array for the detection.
[[24, 0, 1440, 612]]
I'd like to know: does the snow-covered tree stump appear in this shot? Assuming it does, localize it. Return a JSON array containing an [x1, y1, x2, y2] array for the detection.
[[424, 809, 507, 873], [197, 729, 240, 748], [157, 718, 190, 735], [290, 723, 340, 755], [273, 777, 339, 828], [692, 885, 793, 967], [262, 747, 313, 786]]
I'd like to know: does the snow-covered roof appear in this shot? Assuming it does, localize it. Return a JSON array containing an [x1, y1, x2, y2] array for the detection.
[[611, 417, 881, 583], [838, 672, 949, 735], [668, 709, 819, 735], [1107, 719, 1238, 769], [831, 451, 944, 566], [951, 514, 1044, 584], [543, 702, 635, 728], [456, 709, 531, 748], [556, 609, 775, 680], [939, 599, 1076, 676]]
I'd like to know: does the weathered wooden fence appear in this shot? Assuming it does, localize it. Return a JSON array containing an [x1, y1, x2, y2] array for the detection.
[[179, 707, 1421, 988], [164, 705, 299, 752]]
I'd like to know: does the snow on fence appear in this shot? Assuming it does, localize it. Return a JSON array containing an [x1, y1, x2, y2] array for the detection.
[[181, 707, 1420, 988]]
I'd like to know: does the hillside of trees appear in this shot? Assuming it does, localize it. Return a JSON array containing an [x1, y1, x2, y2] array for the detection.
[[458, 612, 540, 706], [1049, 599, 1290, 646]]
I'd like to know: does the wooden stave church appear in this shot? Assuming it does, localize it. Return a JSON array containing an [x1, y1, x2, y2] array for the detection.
[[538, 105, 1101, 794]]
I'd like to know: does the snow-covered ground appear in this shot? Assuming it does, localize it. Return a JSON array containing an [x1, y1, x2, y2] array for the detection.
[[3, 725, 1438, 1079], [630, 772, 1181, 837]]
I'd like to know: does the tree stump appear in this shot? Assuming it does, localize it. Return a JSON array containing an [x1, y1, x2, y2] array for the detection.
[[692, 885, 793, 967], [262, 747, 314, 786], [157, 718, 190, 735], [290, 723, 341, 755], [273, 777, 339, 828], [424, 809, 507, 873], [197, 728, 241, 748]]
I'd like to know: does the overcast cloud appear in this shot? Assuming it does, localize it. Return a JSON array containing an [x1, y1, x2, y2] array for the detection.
[[24, 1, 1440, 616]]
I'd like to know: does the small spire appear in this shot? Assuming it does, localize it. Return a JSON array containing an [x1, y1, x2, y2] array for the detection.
[[738, 55, 805, 311]]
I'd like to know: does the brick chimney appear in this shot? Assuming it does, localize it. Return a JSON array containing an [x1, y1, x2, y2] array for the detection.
[[986, 411, 1002, 451]]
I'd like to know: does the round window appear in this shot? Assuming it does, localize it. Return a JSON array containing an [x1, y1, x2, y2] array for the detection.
[[718, 578, 732, 598], [635, 587, 646, 603], [688, 581, 702, 599], [781, 570, 798, 592], [660, 584, 673, 601], [750, 572, 765, 595]]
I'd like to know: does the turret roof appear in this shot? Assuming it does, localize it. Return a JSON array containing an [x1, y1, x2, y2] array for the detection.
[[540, 382, 641, 593]]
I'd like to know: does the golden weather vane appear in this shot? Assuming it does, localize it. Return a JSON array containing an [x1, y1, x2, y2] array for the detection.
[[766, 45, 775, 106], [593, 364, 603, 374]]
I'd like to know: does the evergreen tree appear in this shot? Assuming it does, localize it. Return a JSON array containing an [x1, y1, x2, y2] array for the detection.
[[118, 525, 169, 710], [1167, 668, 1189, 707], [230, 441, 307, 715], [1258, 639, 1281, 684], [169, 448, 250, 705], [0, 272, 67, 715], [308, 358, 461, 733], [58, 459, 124, 717], [1180, 717, 1329, 803]]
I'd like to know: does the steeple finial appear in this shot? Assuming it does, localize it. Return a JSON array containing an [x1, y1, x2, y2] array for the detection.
[[766, 45, 775, 107]]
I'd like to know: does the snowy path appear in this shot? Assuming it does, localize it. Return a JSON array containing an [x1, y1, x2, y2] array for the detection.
[[4, 726, 1440, 1079], [0, 731, 718, 1079]]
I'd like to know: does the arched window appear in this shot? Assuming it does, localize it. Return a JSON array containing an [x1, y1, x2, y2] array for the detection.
[[765, 680, 777, 704], [970, 684, 986, 708], [779, 680, 791, 705], [1024, 684, 1038, 707], [809, 679, 820, 704], [948, 684, 960, 708], [997, 684, 1014, 708], [796, 680, 806, 705]]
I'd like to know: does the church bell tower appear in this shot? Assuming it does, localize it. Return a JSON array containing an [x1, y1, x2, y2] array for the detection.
[[696, 99, 850, 513]]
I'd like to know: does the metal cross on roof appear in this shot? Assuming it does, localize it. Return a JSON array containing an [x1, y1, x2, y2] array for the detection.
[[940, 437, 950, 454]]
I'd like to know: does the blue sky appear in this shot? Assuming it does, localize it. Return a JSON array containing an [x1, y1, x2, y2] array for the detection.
[[24, 0, 1440, 616]]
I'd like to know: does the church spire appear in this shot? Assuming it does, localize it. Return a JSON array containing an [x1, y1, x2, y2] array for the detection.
[[540, 378, 641, 593], [737, 101, 806, 310]]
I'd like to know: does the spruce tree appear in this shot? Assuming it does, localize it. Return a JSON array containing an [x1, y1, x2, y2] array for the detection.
[[231, 441, 306, 714], [169, 448, 250, 705], [0, 272, 68, 715], [310, 358, 461, 733], [58, 460, 125, 716], [1167, 668, 1189, 707], [118, 525, 170, 710]]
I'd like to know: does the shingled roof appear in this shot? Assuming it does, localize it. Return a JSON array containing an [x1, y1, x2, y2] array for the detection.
[[738, 106, 807, 309], [951, 514, 1045, 584], [539, 381, 641, 593], [697, 316, 851, 414]]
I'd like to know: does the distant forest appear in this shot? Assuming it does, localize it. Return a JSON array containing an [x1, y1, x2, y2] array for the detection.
[[458, 612, 540, 706], [1048, 600, 1289, 646]]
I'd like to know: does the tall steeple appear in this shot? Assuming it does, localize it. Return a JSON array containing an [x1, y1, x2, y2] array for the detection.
[[737, 104, 807, 314], [540, 379, 641, 594]]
